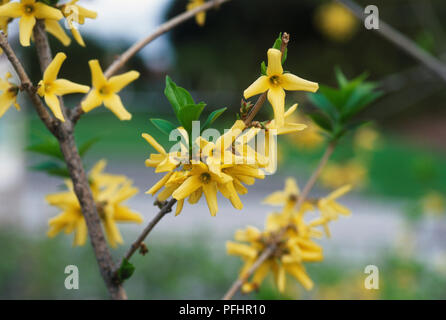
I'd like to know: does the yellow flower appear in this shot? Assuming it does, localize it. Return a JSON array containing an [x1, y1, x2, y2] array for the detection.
[[287, 112, 323, 150], [142, 133, 184, 173], [82, 60, 139, 120], [60, 0, 98, 47], [172, 162, 232, 216], [37, 52, 90, 122], [47, 160, 142, 247], [45, 19, 71, 46], [310, 185, 352, 237], [315, 2, 358, 42], [187, 0, 205, 27], [320, 160, 367, 189], [0, 0, 12, 48], [0, 72, 20, 118], [266, 104, 307, 135], [244, 48, 318, 128], [263, 177, 300, 206], [0, 0, 63, 46], [354, 126, 380, 151]]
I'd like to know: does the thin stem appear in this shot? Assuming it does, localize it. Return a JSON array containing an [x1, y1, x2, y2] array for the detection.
[[121, 198, 177, 264], [335, 0, 446, 84], [244, 32, 290, 126], [222, 141, 336, 300], [70, 0, 233, 124]]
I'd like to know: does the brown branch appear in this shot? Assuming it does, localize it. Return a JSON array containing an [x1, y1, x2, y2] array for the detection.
[[70, 0, 233, 124], [120, 198, 177, 265], [335, 0, 446, 84], [244, 32, 290, 126], [0, 32, 56, 133], [222, 141, 336, 300]]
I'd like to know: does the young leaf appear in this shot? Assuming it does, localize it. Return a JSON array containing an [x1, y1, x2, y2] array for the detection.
[[178, 103, 206, 134], [164, 76, 195, 120], [31, 161, 70, 178], [201, 107, 227, 131], [117, 258, 135, 282], [308, 112, 333, 133], [150, 118, 177, 136], [260, 61, 267, 76], [335, 67, 348, 88], [79, 137, 101, 157], [307, 92, 339, 121], [26, 141, 64, 161]]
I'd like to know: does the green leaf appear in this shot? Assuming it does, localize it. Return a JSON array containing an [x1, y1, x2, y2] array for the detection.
[[308, 112, 333, 133], [117, 258, 135, 282], [164, 76, 195, 120], [178, 103, 206, 135], [201, 107, 227, 131], [260, 61, 267, 76], [307, 92, 339, 121], [31, 161, 70, 178], [79, 137, 101, 157], [150, 118, 177, 136], [335, 66, 348, 88], [26, 141, 64, 161]]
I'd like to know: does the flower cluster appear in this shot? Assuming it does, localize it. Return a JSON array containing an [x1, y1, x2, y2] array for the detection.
[[47, 160, 143, 247], [0, 71, 20, 117], [227, 178, 351, 293], [0, 0, 97, 47]]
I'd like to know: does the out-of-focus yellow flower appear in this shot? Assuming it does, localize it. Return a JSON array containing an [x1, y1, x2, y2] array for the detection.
[[286, 112, 324, 150], [37, 52, 90, 122], [228, 178, 350, 294], [315, 2, 358, 42], [0, 0, 12, 53], [0, 72, 20, 118], [60, 0, 97, 47], [47, 160, 142, 247], [244, 48, 318, 128], [0, 0, 63, 46], [320, 160, 367, 189], [421, 191, 445, 216], [187, 0, 206, 27], [82, 60, 139, 120], [310, 184, 352, 237], [354, 126, 380, 151]]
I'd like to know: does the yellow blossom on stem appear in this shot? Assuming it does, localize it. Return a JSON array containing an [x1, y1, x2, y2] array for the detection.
[[320, 160, 367, 189], [44, 19, 71, 46], [187, 0, 206, 27], [0, 0, 63, 46], [244, 48, 319, 128], [37, 52, 90, 122], [266, 104, 307, 135], [47, 160, 143, 247], [0, 72, 20, 118], [60, 0, 98, 47], [82, 60, 140, 120], [0, 0, 12, 52]]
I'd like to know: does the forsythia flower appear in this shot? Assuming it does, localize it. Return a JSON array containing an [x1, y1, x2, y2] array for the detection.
[[0, 0, 11, 53], [47, 160, 143, 247], [144, 120, 267, 216], [0, 72, 20, 118], [37, 52, 90, 122], [82, 60, 140, 120], [0, 0, 63, 46], [244, 48, 319, 128], [45, 18, 71, 46], [320, 160, 367, 189], [227, 178, 351, 294], [187, 0, 206, 27], [315, 2, 358, 42], [60, 0, 98, 47]]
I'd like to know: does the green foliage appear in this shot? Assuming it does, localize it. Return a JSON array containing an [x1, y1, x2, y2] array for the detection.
[[152, 76, 227, 144], [117, 259, 135, 282], [308, 68, 383, 141], [26, 136, 100, 178]]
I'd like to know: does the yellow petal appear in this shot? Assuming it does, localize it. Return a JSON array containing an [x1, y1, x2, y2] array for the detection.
[[327, 184, 352, 200], [203, 182, 218, 216], [172, 175, 202, 200], [114, 206, 143, 223], [276, 264, 286, 293], [142, 133, 166, 154], [252, 261, 270, 287], [88, 59, 107, 89], [188, 188, 203, 204], [226, 241, 257, 259], [73, 218, 87, 246], [53, 79, 90, 95], [266, 48, 283, 76], [103, 94, 131, 120], [263, 191, 286, 206], [34, 2, 63, 20], [0, 91, 14, 118], [0, 2, 22, 18], [71, 27, 85, 47], [103, 218, 123, 248], [285, 178, 299, 196], [44, 94, 65, 122], [267, 86, 285, 128], [44, 52, 66, 83], [81, 89, 103, 112], [45, 19, 71, 46], [280, 73, 319, 92], [175, 199, 184, 216], [19, 15, 36, 47], [285, 264, 314, 290], [146, 172, 173, 195], [109, 71, 140, 93], [195, 11, 205, 26], [243, 75, 269, 99]]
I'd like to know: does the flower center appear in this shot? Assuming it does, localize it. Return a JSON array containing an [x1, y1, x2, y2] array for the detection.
[[24, 4, 34, 15], [7, 86, 19, 97], [269, 75, 281, 87], [99, 86, 111, 96], [200, 173, 211, 184]]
